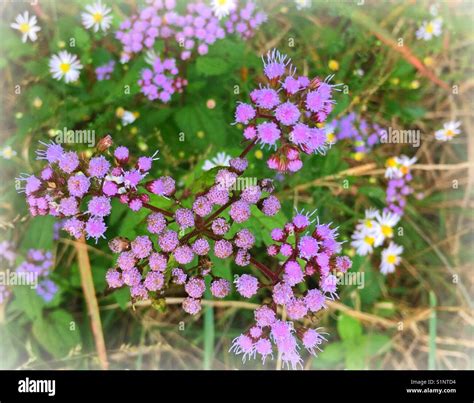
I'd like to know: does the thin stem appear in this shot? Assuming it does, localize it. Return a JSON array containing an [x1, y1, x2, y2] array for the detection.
[[203, 198, 236, 226], [75, 235, 109, 370], [239, 138, 258, 159], [249, 257, 279, 283], [142, 202, 174, 218]]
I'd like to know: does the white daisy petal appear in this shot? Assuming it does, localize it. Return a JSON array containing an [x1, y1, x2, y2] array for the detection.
[[11, 10, 41, 43], [49, 51, 83, 83], [81, 1, 113, 32]]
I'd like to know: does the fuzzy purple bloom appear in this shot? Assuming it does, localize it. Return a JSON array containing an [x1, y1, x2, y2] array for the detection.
[[210, 278, 231, 298], [234, 274, 259, 298]]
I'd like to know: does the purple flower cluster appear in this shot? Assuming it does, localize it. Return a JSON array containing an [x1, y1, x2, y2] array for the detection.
[[115, 0, 178, 62], [234, 49, 340, 173], [16, 249, 58, 302], [17, 137, 159, 243], [328, 112, 384, 160], [231, 213, 352, 369], [115, 0, 265, 103], [106, 157, 281, 308], [95, 60, 115, 81], [20, 47, 355, 369], [224, 1, 267, 40], [116, 0, 264, 61], [386, 171, 414, 216], [138, 56, 187, 102]]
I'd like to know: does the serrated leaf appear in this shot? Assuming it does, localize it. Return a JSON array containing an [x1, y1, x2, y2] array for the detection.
[[20, 216, 55, 251], [337, 314, 363, 343], [196, 57, 231, 76], [361, 334, 392, 357], [10, 286, 45, 320], [112, 287, 130, 311], [32, 310, 80, 358]]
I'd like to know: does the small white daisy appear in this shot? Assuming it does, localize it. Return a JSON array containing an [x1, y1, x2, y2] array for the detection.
[[416, 18, 442, 41], [202, 152, 231, 171], [385, 156, 402, 179], [295, 0, 312, 10], [385, 155, 417, 178], [10, 11, 41, 43], [210, 0, 236, 20], [0, 146, 17, 160], [380, 242, 403, 275], [351, 229, 376, 256], [397, 155, 417, 176], [435, 121, 461, 141], [374, 210, 400, 246], [355, 208, 381, 233], [81, 1, 113, 32], [49, 51, 83, 83], [324, 122, 337, 145], [121, 111, 137, 126]]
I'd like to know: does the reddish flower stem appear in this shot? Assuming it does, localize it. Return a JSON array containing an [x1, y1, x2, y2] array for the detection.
[[249, 257, 279, 283], [203, 197, 236, 225], [142, 202, 174, 218], [239, 138, 258, 159]]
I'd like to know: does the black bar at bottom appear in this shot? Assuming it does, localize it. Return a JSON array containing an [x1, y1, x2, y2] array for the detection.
[[0, 370, 471, 401]]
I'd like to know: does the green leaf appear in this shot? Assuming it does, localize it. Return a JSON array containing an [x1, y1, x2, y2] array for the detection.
[[345, 347, 366, 370], [351, 255, 382, 305], [119, 208, 149, 239], [196, 57, 231, 76], [337, 314, 363, 343], [32, 310, 80, 358], [315, 341, 345, 366], [10, 286, 45, 320], [112, 287, 131, 311], [0, 325, 20, 368], [210, 253, 232, 281], [173, 104, 228, 148], [189, 167, 221, 194], [72, 27, 91, 50], [361, 334, 392, 357], [20, 216, 55, 251]]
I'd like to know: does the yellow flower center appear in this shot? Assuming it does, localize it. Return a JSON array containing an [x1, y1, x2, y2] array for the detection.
[[2, 147, 14, 159], [115, 107, 125, 118], [217, 0, 229, 5], [381, 225, 393, 237], [386, 157, 398, 168], [364, 219, 373, 229], [354, 152, 365, 161], [19, 23, 30, 33], [445, 129, 454, 137], [387, 254, 397, 264], [364, 236, 374, 246], [59, 63, 71, 73], [326, 132, 335, 143], [93, 12, 103, 23], [400, 166, 409, 175], [426, 23, 434, 34], [328, 60, 339, 71]]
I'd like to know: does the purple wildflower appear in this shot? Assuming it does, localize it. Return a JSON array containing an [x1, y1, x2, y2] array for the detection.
[[214, 239, 233, 259], [234, 274, 258, 298], [210, 278, 231, 298]]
